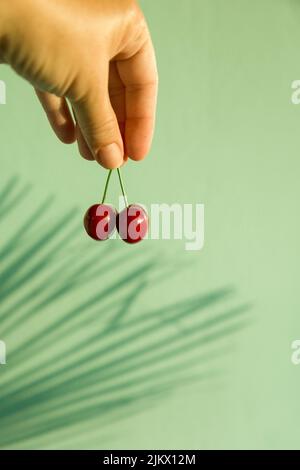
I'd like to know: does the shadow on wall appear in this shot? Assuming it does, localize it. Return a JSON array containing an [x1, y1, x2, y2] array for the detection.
[[0, 176, 251, 449]]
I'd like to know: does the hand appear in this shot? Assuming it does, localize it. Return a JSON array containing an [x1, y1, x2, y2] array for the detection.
[[0, 0, 158, 169]]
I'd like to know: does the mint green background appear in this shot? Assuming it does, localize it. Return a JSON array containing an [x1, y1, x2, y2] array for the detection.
[[1, 0, 300, 450]]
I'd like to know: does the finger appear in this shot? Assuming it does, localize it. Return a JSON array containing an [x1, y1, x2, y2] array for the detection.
[[35, 90, 76, 144], [71, 107, 94, 161], [75, 124, 94, 161], [109, 62, 126, 150], [117, 37, 158, 161], [70, 73, 124, 170]]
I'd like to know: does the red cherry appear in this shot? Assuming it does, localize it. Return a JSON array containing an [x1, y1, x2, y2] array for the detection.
[[117, 204, 148, 244], [84, 204, 116, 241]]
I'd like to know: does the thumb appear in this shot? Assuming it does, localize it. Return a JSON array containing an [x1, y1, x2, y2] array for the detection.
[[71, 81, 124, 169]]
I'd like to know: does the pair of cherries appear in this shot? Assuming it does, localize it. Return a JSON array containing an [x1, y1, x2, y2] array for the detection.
[[84, 169, 148, 244]]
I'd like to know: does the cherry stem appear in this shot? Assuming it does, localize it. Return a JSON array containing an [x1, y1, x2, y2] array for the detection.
[[117, 168, 129, 208], [101, 170, 112, 204]]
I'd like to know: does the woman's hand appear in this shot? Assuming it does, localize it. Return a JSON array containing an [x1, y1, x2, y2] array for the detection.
[[0, 0, 158, 168]]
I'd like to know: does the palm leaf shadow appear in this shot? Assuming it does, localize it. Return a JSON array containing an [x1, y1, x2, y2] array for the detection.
[[0, 176, 251, 448]]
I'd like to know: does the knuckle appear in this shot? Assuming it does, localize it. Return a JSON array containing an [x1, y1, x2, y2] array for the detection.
[[130, 12, 149, 47], [96, 116, 117, 137], [127, 79, 158, 94], [125, 0, 144, 23], [115, 1, 149, 57], [83, 116, 118, 150]]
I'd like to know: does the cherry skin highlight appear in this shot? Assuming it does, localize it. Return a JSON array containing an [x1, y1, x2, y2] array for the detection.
[[84, 204, 116, 241], [117, 204, 148, 244]]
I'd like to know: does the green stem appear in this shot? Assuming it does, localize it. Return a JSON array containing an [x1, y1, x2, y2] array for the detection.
[[101, 170, 112, 204], [117, 168, 129, 208]]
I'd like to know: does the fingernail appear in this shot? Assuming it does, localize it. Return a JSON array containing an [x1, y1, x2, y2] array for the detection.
[[97, 143, 123, 169]]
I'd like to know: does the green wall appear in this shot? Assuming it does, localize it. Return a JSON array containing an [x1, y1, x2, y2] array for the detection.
[[0, 0, 300, 449]]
